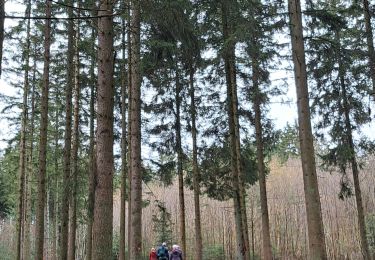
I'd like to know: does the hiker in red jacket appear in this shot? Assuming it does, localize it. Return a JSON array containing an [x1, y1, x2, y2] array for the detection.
[[149, 248, 157, 260]]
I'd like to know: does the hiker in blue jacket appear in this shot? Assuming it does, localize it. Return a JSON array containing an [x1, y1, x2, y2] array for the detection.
[[157, 242, 169, 260]]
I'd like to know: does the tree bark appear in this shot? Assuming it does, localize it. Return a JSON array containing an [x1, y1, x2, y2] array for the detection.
[[175, 66, 186, 256], [51, 98, 59, 260], [127, 1, 132, 257], [16, 2, 31, 258], [0, 0, 4, 76], [68, 22, 80, 260], [60, 0, 75, 257], [86, 19, 97, 260], [48, 91, 61, 260], [336, 30, 371, 260], [342, 73, 371, 260], [363, 0, 375, 98], [288, 0, 327, 259], [92, 0, 114, 258], [251, 56, 272, 260], [24, 44, 37, 259], [129, 0, 142, 258], [221, 1, 249, 259], [232, 55, 250, 260], [189, 68, 203, 260], [34, 0, 52, 258], [119, 13, 128, 260]]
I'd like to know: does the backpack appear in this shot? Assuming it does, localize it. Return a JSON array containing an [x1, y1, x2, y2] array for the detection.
[[157, 246, 168, 259]]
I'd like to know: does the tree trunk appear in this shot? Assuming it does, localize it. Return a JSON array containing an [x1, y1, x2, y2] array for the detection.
[[129, 0, 142, 258], [51, 97, 59, 260], [250, 200, 255, 260], [175, 66, 186, 256], [189, 67, 203, 260], [16, 2, 31, 258], [68, 23, 80, 260], [24, 44, 37, 259], [232, 55, 250, 260], [119, 13, 128, 260], [224, 2, 250, 252], [34, 0, 52, 258], [92, 0, 114, 258], [87, 150, 97, 259], [221, 1, 249, 259], [251, 49, 272, 260], [363, 0, 375, 98], [288, 0, 327, 259], [0, 0, 4, 76], [342, 76, 371, 260], [336, 30, 371, 260], [86, 20, 97, 260], [60, 0, 75, 258], [127, 3, 132, 256], [44, 195, 49, 259]]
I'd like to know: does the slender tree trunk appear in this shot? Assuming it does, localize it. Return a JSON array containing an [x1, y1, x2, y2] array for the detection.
[[50, 178, 57, 260], [232, 58, 250, 260], [119, 13, 128, 260], [250, 201, 255, 260], [34, 0, 52, 258], [0, 0, 4, 76], [129, 0, 142, 258], [363, 0, 375, 98], [288, 0, 327, 259], [16, 60, 26, 259], [251, 52, 272, 260], [86, 21, 96, 260], [230, 35, 250, 259], [51, 98, 59, 260], [127, 3, 133, 256], [343, 81, 371, 260], [336, 30, 371, 259], [47, 185, 50, 258], [24, 45, 37, 259], [253, 101, 272, 260], [227, 5, 251, 258], [224, 2, 250, 252], [16, 2, 31, 258], [60, 0, 75, 258], [92, 0, 114, 258], [86, 146, 97, 260], [68, 23, 80, 260], [221, 1, 249, 259], [175, 67, 186, 256], [189, 68, 203, 260]]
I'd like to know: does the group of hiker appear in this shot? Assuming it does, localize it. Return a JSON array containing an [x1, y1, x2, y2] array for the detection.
[[149, 242, 183, 260]]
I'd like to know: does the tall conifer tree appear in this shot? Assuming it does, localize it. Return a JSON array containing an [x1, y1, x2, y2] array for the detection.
[[129, 0, 142, 257], [68, 16, 80, 259], [92, 0, 114, 258], [119, 9, 128, 260], [61, 0, 75, 257], [16, 1, 32, 259], [288, 0, 327, 258], [86, 10, 97, 260], [306, 1, 372, 258], [189, 66, 203, 260], [221, 1, 250, 258], [35, 0, 52, 258]]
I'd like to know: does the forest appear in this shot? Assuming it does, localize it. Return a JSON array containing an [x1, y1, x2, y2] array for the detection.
[[0, 0, 374, 259]]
